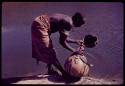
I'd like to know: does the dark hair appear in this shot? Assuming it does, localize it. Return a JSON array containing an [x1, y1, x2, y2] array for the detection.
[[84, 35, 97, 48], [72, 12, 85, 27]]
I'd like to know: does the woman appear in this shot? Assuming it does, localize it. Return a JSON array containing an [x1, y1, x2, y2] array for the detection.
[[31, 12, 85, 76]]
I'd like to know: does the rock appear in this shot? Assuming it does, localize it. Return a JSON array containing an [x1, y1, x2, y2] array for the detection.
[[2, 74, 122, 85]]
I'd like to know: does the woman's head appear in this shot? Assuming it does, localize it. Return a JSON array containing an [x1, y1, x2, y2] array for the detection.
[[72, 12, 85, 27]]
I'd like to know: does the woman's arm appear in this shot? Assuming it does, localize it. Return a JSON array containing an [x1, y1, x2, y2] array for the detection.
[[59, 31, 75, 52], [66, 37, 78, 43], [66, 37, 83, 46]]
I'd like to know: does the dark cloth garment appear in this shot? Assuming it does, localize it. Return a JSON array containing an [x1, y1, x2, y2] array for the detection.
[[31, 15, 58, 64]]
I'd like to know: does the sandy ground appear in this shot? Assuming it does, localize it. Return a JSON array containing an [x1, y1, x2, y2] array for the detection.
[[2, 74, 123, 85]]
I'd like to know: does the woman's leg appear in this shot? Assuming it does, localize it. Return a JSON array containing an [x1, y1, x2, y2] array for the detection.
[[47, 64, 52, 74], [53, 60, 68, 76], [47, 64, 59, 75]]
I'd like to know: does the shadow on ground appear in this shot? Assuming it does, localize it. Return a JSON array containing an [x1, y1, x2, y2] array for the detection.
[[2, 75, 46, 84], [2, 74, 80, 84]]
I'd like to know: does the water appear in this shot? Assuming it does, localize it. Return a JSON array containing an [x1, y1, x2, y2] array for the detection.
[[2, 2, 123, 80]]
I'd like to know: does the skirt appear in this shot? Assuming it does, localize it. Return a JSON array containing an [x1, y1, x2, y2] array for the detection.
[[31, 15, 58, 64]]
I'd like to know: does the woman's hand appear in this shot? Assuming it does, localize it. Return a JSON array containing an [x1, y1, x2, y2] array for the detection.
[[76, 40, 84, 46]]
